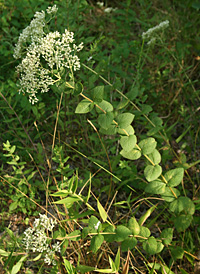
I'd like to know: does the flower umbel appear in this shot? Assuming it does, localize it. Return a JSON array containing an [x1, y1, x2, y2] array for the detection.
[[14, 6, 83, 104], [23, 214, 60, 266], [142, 20, 169, 45]]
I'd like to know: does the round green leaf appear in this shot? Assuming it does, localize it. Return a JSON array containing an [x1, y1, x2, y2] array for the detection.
[[171, 246, 184, 260], [103, 225, 115, 243], [169, 196, 195, 215], [156, 242, 164, 253], [75, 99, 94, 113], [96, 100, 113, 113], [90, 234, 104, 253], [138, 138, 157, 155], [98, 112, 114, 129], [114, 225, 131, 242], [161, 187, 180, 202], [121, 237, 137, 251], [100, 125, 117, 135], [144, 165, 162, 182], [120, 135, 137, 152], [118, 125, 135, 135], [116, 113, 135, 129], [82, 227, 90, 239], [147, 126, 162, 136], [160, 228, 173, 245], [89, 216, 100, 232], [147, 149, 161, 165], [174, 214, 193, 232], [145, 180, 166, 194], [143, 236, 158, 255], [93, 86, 104, 103], [164, 168, 184, 187], [120, 148, 141, 160], [128, 217, 140, 235], [139, 226, 151, 239]]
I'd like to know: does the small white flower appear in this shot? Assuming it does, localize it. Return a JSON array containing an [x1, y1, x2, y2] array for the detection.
[[104, 7, 113, 13], [46, 5, 58, 14], [147, 37, 156, 45], [94, 221, 101, 230], [87, 56, 93, 61], [142, 20, 169, 43], [52, 242, 61, 252], [104, 7, 117, 13], [97, 2, 104, 7]]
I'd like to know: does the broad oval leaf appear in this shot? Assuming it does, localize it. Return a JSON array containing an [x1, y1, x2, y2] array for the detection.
[[90, 234, 104, 253], [98, 112, 114, 129], [93, 86, 104, 103], [120, 148, 141, 160], [139, 226, 151, 239], [100, 125, 117, 135], [128, 217, 140, 235], [96, 100, 113, 113], [118, 125, 135, 135], [75, 99, 94, 113], [145, 180, 166, 194], [116, 113, 135, 129], [103, 225, 115, 243], [160, 228, 173, 245], [143, 236, 158, 255], [138, 138, 157, 155], [147, 149, 161, 165], [161, 187, 180, 202], [121, 237, 137, 252], [114, 225, 131, 242], [120, 135, 137, 152], [89, 216, 100, 232], [82, 227, 90, 239], [164, 168, 184, 187], [174, 214, 193, 232], [144, 165, 162, 182], [156, 242, 164, 253], [169, 196, 195, 215], [171, 246, 184, 260]]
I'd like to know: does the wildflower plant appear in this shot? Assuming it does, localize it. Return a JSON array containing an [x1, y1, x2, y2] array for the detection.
[[13, 5, 83, 104], [1, 2, 197, 274]]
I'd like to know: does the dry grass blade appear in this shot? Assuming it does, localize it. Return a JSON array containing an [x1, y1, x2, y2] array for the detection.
[[122, 250, 130, 274]]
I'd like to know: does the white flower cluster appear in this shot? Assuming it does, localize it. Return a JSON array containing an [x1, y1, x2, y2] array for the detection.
[[142, 20, 169, 45], [14, 5, 83, 104], [46, 5, 58, 14], [96, 2, 117, 13], [97, 2, 104, 7], [13, 9, 46, 59], [23, 214, 60, 265]]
